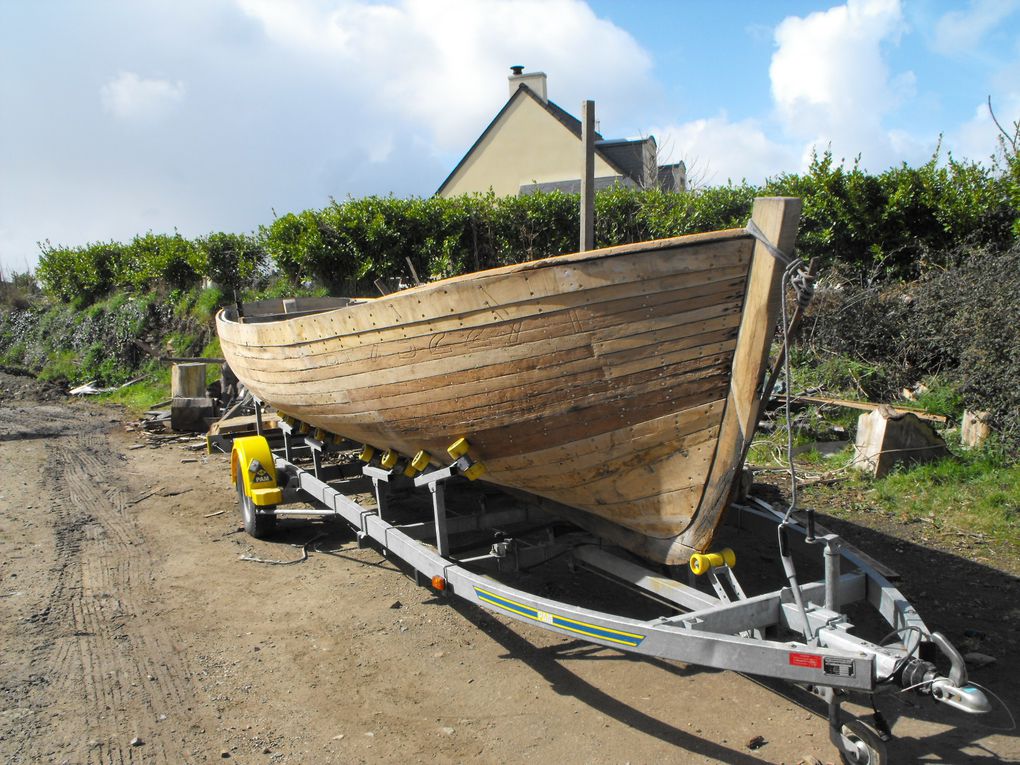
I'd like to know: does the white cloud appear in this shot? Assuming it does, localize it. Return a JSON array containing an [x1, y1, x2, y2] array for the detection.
[[651, 115, 800, 186], [769, 0, 914, 168], [100, 72, 186, 121], [933, 0, 1020, 55], [649, 0, 928, 183], [234, 0, 653, 150], [950, 94, 1020, 162]]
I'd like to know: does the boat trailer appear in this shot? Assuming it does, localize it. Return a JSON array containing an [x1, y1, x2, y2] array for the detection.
[[219, 406, 992, 764]]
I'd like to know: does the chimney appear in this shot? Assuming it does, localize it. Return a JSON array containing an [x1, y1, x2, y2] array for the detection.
[[508, 65, 547, 102]]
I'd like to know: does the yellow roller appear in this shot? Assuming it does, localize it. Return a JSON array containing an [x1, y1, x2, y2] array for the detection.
[[689, 548, 736, 576], [380, 449, 399, 469], [463, 461, 487, 481], [358, 445, 375, 463], [410, 451, 431, 472], [447, 437, 470, 460]]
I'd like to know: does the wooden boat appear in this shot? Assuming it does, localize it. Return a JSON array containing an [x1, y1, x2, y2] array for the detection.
[[216, 197, 802, 565]]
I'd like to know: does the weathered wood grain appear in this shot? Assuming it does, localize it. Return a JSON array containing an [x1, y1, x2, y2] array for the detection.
[[217, 209, 801, 564]]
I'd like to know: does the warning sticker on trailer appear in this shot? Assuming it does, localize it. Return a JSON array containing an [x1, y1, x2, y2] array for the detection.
[[788, 652, 823, 669], [824, 657, 856, 677]]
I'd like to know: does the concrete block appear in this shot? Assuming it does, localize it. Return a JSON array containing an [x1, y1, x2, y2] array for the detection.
[[171, 396, 216, 433]]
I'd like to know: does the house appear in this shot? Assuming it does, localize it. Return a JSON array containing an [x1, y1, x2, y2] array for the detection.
[[436, 67, 686, 198]]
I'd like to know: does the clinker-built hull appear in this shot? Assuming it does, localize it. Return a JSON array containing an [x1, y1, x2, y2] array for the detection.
[[217, 197, 801, 564]]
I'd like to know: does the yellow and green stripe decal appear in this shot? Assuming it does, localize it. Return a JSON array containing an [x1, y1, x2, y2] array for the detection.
[[474, 586, 645, 647]]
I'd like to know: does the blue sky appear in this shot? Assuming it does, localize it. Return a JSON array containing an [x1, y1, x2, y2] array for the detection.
[[1, 0, 1018, 273]]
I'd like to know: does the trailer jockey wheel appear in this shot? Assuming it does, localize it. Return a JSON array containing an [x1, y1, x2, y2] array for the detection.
[[236, 477, 277, 539], [838, 719, 887, 765]]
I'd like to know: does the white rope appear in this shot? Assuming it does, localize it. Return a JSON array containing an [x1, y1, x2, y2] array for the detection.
[[779, 257, 806, 524], [745, 219, 795, 266]]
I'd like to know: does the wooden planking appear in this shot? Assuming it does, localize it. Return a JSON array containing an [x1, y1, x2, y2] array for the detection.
[[486, 400, 724, 475], [434, 370, 731, 458], [250, 328, 737, 423], [216, 216, 801, 564], [229, 288, 745, 402], [283, 352, 734, 448], [222, 267, 749, 367], [272, 350, 734, 429], [287, 365, 731, 462], [224, 279, 746, 379], [346, 328, 739, 416], [227, 294, 743, 395], [591, 313, 739, 356], [218, 238, 753, 355], [511, 425, 720, 493], [585, 487, 711, 536], [269, 237, 751, 345]]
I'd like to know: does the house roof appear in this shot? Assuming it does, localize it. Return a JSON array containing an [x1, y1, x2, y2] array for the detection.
[[435, 85, 637, 196], [596, 138, 650, 188]]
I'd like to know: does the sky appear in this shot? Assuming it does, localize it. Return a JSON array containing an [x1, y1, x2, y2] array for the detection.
[[1, 0, 1018, 273]]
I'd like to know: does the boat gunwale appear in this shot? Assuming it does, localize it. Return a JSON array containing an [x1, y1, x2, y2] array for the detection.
[[217, 227, 753, 327]]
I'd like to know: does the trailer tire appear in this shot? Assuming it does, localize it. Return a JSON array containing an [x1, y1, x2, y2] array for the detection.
[[838, 719, 886, 765], [236, 478, 277, 539]]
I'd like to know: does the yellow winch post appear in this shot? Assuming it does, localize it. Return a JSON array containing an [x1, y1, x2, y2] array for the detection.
[[231, 435, 283, 506], [689, 548, 736, 576]]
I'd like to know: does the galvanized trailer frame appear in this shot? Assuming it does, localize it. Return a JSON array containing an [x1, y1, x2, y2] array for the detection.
[[224, 408, 991, 765]]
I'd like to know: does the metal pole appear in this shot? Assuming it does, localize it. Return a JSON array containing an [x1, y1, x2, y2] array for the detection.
[[579, 99, 595, 252], [824, 537, 842, 611], [430, 482, 450, 558]]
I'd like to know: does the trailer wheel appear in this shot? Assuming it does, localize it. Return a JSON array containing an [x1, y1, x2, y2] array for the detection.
[[838, 719, 887, 765], [236, 478, 277, 539]]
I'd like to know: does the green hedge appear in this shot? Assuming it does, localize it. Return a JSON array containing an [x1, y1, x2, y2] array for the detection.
[[34, 150, 1018, 307]]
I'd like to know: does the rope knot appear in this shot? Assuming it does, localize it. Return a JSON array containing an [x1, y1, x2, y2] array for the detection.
[[791, 267, 815, 309]]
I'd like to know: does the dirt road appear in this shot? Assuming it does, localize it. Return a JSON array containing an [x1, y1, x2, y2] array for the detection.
[[1, 393, 1016, 763]]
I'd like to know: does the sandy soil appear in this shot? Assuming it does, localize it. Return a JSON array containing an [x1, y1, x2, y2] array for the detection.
[[1, 387, 1017, 764]]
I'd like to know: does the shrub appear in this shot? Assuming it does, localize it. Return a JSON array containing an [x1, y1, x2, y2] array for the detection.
[[118, 232, 201, 292], [908, 245, 1020, 449], [37, 241, 125, 305], [801, 243, 1020, 452], [197, 232, 268, 296]]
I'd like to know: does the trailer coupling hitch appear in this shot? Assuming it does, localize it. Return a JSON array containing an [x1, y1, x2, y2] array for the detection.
[[899, 631, 991, 714]]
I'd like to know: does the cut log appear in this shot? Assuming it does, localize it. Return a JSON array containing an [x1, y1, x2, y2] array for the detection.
[[961, 409, 991, 448], [171, 363, 207, 398], [852, 406, 950, 478]]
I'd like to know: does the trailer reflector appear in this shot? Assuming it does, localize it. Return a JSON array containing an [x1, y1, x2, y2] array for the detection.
[[789, 652, 823, 669]]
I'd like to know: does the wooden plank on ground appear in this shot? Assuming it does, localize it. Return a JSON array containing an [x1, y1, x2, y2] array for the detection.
[[786, 395, 947, 424]]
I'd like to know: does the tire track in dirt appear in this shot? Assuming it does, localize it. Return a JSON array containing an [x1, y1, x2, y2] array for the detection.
[[2, 405, 203, 764]]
